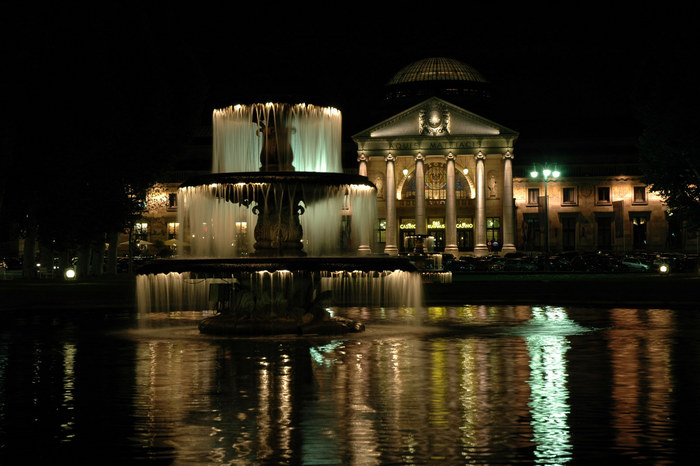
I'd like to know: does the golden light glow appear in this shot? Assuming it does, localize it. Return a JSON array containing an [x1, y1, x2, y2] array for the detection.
[[146, 184, 169, 212], [349, 184, 374, 191]]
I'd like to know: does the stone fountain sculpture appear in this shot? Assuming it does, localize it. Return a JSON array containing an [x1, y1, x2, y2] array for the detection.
[[136, 103, 422, 335]]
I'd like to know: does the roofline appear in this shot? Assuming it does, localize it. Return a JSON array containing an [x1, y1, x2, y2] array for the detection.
[[352, 96, 519, 140]]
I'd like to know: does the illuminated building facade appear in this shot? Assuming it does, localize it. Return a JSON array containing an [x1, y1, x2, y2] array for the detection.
[[353, 96, 518, 257], [122, 57, 693, 258], [352, 57, 692, 256]]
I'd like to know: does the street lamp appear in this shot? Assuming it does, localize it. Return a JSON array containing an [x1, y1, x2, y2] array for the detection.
[[530, 166, 560, 256]]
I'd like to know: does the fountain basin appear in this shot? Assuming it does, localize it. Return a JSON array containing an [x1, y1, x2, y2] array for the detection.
[[136, 256, 422, 336]]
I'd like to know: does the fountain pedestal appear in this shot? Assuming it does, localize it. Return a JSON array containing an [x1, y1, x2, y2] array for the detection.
[[252, 197, 305, 256]]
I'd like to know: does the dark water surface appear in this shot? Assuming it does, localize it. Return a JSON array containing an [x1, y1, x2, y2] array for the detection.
[[2, 304, 699, 464]]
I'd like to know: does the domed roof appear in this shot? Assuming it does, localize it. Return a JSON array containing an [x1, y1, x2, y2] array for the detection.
[[387, 57, 488, 85]]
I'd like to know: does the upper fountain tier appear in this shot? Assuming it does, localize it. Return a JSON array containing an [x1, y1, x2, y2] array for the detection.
[[212, 103, 343, 174], [177, 102, 377, 257]]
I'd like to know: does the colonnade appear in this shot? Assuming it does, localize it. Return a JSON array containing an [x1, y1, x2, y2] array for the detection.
[[360, 151, 515, 257]]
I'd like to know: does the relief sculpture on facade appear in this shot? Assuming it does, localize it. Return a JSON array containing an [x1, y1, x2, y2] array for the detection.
[[419, 104, 450, 136], [488, 170, 498, 198]]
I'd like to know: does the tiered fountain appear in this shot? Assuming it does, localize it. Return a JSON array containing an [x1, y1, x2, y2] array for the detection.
[[136, 103, 422, 335]]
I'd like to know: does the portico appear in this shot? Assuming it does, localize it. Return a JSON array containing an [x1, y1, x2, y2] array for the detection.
[[352, 97, 519, 257]]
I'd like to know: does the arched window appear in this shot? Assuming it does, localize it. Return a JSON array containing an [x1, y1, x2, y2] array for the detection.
[[402, 162, 470, 200]]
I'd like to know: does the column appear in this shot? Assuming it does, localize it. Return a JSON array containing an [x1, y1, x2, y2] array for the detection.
[[384, 154, 398, 255], [357, 153, 368, 177], [501, 151, 516, 254], [414, 153, 426, 235], [356, 153, 372, 255], [473, 151, 489, 256], [444, 153, 460, 257]]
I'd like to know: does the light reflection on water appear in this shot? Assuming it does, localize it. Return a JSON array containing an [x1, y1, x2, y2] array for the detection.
[[525, 308, 574, 464], [0, 304, 693, 463]]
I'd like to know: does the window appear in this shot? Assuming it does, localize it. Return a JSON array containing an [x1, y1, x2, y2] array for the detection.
[[562, 187, 577, 205], [597, 217, 612, 250], [168, 193, 177, 209], [528, 188, 540, 205], [633, 186, 647, 204], [561, 217, 576, 251], [486, 217, 500, 242], [597, 186, 611, 204], [457, 217, 473, 250], [402, 162, 470, 200], [632, 216, 647, 249], [134, 222, 148, 240], [427, 217, 445, 251], [377, 219, 386, 244], [399, 218, 416, 253], [523, 215, 540, 251], [167, 222, 179, 239]]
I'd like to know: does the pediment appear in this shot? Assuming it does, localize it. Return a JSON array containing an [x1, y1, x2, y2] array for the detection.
[[352, 97, 517, 140]]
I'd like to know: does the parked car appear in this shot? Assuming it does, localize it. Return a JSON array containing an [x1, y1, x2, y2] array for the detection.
[[546, 255, 574, 272], [445, 259, 476, 272], [621, 256, 650, 272], [503, 257, 539, 272]]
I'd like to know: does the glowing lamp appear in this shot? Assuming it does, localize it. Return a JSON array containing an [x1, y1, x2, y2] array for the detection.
[[402, 168, 408, 176], [659, 264, 669, 274], [543, 169, 551, 177], [530, 170, 538, 178], [65, 268, 76, 280], [552, 170, 560, 178]]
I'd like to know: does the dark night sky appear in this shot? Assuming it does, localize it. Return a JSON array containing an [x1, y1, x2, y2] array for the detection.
[[3, 4, 696, 167]]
